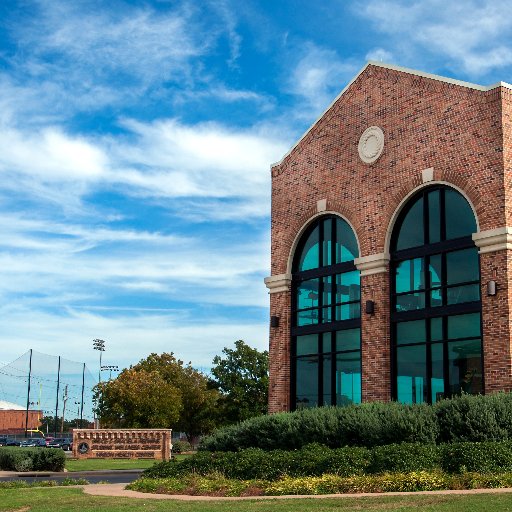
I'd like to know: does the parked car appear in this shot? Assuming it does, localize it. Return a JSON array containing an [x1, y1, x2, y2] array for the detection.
[[44, 436, 55, 447], [5, 439, 20, 447], [20, 438, 47, 447], [47, 438, 72, 451]]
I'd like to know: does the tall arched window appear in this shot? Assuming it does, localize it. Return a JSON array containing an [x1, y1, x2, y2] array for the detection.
[[291, 215, 361, 409], [390, 185, 482, 404]]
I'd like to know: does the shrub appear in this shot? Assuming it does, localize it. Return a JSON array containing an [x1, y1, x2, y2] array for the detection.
[[172, 440, 193, 453], [434, 393, 512, 443], [370, 443, 439, 474], [440, 441, 512, 474], [0, 447, 65, 472], [201, 393, 512, 452], [144, 444, 370, 480], [200, 402, 438, 451]]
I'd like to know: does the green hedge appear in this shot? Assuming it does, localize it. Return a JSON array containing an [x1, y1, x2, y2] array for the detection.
[[201, 393, 512, 451], [145, 441, 512, 480], [0, 447, 66, 472]]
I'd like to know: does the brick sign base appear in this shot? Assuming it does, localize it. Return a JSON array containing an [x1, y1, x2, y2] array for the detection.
[[72, 429, 172, 460]]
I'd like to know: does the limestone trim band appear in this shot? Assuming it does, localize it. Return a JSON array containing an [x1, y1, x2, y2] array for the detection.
[[264, 273, 292, 294], [354, 252, 390, 276], [472, 227, 512, 254]]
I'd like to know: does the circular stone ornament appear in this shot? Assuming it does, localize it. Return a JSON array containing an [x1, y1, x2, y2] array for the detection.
[[358, 126, 384, 164]]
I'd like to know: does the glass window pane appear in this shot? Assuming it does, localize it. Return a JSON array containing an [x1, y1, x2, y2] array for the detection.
[[336, 302, 361, 320], [335, 352, 361, 405], [396, 344, 427, 404], [429, 254, 442, 288], [446, 249, 479, 285], [322, 333, 331, 353], [448, 339, 482, 396], [395, 196, 424, 250], [335, 328, 360, 352], [320, 306, 332, 324], [323, 355, 332, 406], [296, 279, 319, 310], [396, 292, 425, 312], [446, 284, 480, 305], [445, 189, 477, 240], [431, 343, 445, 403], [297, 225, 319, 271], [335, 271, 360, 303], [431, 317, 443, 341], [448, 313, 481, 339], [296, 334, 318, 356], [297, 309, 319, 326], [322, 276, 332, 306], [296, 356, 319, 408], [428, 190, 441, 244], [396, 320, 426, 345], [335, 218, 358, 263], [395, 258, 425, 293], [322, 219, 333, 267]]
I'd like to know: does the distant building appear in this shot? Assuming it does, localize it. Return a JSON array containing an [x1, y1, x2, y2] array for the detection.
[[265, 62, 512, 412], [0, 400, 41, 433]]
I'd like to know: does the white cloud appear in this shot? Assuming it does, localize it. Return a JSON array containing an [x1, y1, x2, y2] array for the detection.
[[0, 306, 269, 372], [365, 48, 394, 63], [360, 0, 512, 77], [287, 43, 359, 116]]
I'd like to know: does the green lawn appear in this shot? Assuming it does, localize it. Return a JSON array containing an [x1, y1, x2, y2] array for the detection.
[[2, 487, 512, 512], [65, 455, 189, 472]]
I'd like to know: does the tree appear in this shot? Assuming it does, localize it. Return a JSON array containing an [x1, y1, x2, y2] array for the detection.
[[211, 340, 269, 424], [94, 353, 219, 442], [95, 368, 182, 429], [134, 353, 219, 441]]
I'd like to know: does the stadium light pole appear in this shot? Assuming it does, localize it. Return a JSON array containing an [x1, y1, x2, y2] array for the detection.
[[93, 339, 106, 384]]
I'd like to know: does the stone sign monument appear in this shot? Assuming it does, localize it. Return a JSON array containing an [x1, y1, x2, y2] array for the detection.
[[72, 429, 172, 460]]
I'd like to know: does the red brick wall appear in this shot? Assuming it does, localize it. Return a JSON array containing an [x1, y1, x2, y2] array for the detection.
[[268, 64, 511, 411], [0, 410, 41, 432]]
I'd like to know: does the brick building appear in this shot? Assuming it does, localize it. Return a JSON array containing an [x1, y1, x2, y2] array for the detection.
[[265, 62, 512, 413], [0, 400, 41, 433]]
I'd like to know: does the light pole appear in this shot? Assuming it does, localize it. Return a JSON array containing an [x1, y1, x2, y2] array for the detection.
[[93, 339, 106, 384], [101, 365, 119, 380]]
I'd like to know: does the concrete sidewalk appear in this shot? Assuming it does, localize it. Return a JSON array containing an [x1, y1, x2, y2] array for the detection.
[[81, 483, 512, 501]]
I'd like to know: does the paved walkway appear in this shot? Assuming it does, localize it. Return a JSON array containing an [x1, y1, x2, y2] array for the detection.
[[82, 483, 512, 501]]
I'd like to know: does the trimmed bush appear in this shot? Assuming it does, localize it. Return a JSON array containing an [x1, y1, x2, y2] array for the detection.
[[200, 402, 438, 451], [146, 441, 512, 480], [144, 443, 370, 480], [201, 393, 512, 452], [0, 447, 65, 472]]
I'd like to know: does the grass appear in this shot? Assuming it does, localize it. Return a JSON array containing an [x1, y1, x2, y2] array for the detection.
[[65, 454, 189, 472], [3, 487, 512, 511]]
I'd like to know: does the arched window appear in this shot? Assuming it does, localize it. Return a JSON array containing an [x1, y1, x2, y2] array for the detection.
[[291, 215, 361, 409], [390, 186, 482, 404]]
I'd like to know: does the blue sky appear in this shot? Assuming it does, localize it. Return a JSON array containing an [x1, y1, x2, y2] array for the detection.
[[0, 0, 512, 379]]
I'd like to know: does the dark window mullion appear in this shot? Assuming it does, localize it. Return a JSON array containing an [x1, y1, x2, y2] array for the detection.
[[426, 318, 432, 402]]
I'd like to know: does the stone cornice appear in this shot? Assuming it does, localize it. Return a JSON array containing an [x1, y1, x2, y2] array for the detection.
[[472, 227, 512, 254], [264, 273, 292, 294], [354, 252, 390, 276]]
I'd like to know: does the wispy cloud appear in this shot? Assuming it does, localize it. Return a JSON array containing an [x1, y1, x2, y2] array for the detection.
[[360, 0, 512, 77], [287, 42, 359, 116]]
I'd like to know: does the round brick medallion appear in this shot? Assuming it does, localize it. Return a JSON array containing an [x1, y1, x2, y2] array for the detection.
[[358, 126, 384, 164]]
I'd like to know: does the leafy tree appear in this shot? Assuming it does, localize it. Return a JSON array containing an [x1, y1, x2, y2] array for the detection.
[[134, 353, 219, 441], [95, 368, 182, 429], [211, 340, 269, 424], [94, 353, 219, 442]]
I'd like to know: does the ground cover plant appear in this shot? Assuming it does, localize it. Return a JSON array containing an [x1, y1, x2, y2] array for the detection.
[[200, 393, 512, 452], [128, 471, 512, 496], [4, 487, 512, 512]]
